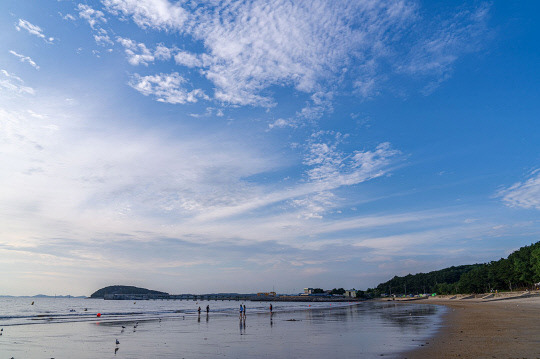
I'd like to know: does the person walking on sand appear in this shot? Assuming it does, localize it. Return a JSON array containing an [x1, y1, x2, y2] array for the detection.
[[243, 304, 246, 318], [239, 304, 243, 319], [269, 304, 272, 313], [198, 306, 201, 315], [206, 305, 210, 314]]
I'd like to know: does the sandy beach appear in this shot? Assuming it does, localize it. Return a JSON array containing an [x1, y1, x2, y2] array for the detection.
[[400, 294, 540, 359]]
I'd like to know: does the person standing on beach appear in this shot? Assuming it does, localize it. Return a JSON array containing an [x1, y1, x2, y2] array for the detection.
[[206, 305, 210, 314], [269, 304, 272, 313], [198, 306, 201, 315], [239, 304, 243, 318], [243, 304, 246, 318]]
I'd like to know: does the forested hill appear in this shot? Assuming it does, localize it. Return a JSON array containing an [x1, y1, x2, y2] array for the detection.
[[375, 241, 540, 295], [376, 264, 481, 295], [90, 285, 169, 298]]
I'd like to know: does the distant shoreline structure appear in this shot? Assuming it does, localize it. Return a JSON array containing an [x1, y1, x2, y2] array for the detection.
[[91, 285, 363, 302]]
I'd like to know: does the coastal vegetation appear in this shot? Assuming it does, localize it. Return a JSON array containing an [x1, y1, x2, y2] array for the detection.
[[373, 241, 540, 295]]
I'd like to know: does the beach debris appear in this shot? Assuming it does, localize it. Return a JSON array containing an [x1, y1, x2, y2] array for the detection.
[[31, 301, 34, 305], [121, 326, 126, 329], [84, 308, 88, 311]]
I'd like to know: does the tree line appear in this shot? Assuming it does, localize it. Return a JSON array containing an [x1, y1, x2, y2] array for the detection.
[[370, 241, 540, 295]]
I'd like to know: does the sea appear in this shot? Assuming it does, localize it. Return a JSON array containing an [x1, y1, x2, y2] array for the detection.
[[0, 297, 446, 358]]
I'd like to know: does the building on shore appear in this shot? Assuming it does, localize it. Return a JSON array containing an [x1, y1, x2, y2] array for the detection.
[[344, 289, 357, 298], [257, 292, 277, 297]]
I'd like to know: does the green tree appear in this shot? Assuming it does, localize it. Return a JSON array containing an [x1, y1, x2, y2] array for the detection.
[[531, 246, 540, 283]]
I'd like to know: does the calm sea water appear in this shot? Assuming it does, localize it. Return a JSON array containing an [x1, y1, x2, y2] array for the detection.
[[0, 297, 445, 358]]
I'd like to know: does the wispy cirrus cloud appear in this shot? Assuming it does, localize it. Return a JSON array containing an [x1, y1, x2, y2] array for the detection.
[[304, 132, 401, 186], [0, 70, 34, 95], [9, 50, 40, 70], [398, 3, 491, 93], [497, 169, 540, 210], [15, 19, 54, 43]]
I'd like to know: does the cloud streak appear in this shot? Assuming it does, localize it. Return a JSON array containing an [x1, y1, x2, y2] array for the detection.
[[0, 70, 34, 94], [498, 169, 540, 210], [15, 19, 54, 43], [9, 51, 40, 70]]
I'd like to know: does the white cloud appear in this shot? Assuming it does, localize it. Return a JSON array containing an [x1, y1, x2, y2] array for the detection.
[[103, 1, 419, 107], [102, 1, 490, 110], [304, 132, 400, 186], [0, 70, 34, 95], [0, 103, 278, 247], [117, 38, 177, 65], [154, 44, 173, 61], [268, 118, 294, 129], [15, 19, 54, 43], [173, 51, 202, 68], [116, 37, 155, 65], [63, 14, 77, 21], [94, 34, 114, 47], [77, 4, 107, 29], [129, 72, 209, 104], [9, 51, 40, 70], [498, 169, 540, 210], [102, 0, 188, 31], [194, 134, 401, 222]]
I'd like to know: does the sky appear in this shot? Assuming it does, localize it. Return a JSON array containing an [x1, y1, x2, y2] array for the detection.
[[0, 1, 539, 296]]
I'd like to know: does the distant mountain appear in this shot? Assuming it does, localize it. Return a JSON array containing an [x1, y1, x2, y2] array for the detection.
[[32, 294, 86, 298], [90, 285, 169, 298]]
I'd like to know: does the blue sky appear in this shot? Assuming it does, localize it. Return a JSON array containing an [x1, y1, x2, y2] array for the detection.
[[0, 0, 539, 296]]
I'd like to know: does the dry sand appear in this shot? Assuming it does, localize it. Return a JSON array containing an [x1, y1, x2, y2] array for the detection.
[[399, 294, 540, 359]]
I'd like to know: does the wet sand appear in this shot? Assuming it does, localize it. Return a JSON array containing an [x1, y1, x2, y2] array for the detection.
[[0, 302, 443, 358], [401, 295, 540, 359]]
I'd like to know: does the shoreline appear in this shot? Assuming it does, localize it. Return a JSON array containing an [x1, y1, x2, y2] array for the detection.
[[395, 295, 540, 358]]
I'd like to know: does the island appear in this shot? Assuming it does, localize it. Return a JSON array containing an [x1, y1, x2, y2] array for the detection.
[[90, 285, 169, 300]]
